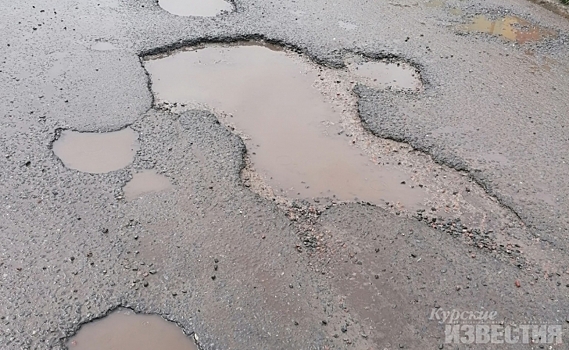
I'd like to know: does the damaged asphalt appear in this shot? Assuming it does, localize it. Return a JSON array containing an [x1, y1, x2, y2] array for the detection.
[[1, 0, 569, 349]]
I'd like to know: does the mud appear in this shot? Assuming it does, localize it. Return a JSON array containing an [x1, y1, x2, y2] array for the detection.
[[52, 128, 139, 174], [145, 44, 425, 209], [123, 170, 172, 200], [461, 15, 557, 43], [158, 0, 233, 17], [66, 309, 198, 350]]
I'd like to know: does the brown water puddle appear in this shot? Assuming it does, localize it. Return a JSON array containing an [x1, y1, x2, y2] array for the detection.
[[124, 170, 172, 200], [347, 61, 421, 91], [145, 45, 424, 208], [67, 309, 198, 350], [462, 15, 556, 44], [52, 128, 139, 174], [158, 0, 232, 17]]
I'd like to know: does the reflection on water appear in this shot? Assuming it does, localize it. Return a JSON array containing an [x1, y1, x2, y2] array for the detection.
[[462, 15, 556, 44]]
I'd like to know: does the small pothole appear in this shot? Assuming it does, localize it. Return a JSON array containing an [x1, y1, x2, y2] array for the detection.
[[346, 58, 422, 91], [123, 170, 172, 200], [52, 128, 139, 174], [460, 15, 557, 44], [158, 0, 233, 17], [66, 309, 198, 350]]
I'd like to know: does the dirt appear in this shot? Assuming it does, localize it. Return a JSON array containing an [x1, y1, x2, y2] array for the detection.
[[52, 128, 139, 174], [66, 309, 198, 350]]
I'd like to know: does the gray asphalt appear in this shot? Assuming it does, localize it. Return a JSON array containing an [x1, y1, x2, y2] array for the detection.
[[1, 0, 568, 349]]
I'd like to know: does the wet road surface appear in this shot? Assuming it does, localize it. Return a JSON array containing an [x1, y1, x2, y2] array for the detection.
[[1, 0, 569, 349]]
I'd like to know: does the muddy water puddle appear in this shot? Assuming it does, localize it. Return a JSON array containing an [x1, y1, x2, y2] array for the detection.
[[158, 0, 233, 17], [346, 61, 421, 91], [124, 170, 172, 200], [52, 128, 139, 173], [67, 309, 198, 350], [461, 15, 556, 44], [145, 45, 425, 208], [143, 43, 526, 237]]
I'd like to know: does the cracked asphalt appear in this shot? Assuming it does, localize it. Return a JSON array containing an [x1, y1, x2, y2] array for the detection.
[[1, 0, 569, 349]]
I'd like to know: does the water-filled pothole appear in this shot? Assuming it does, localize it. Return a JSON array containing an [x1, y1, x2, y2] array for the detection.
[[158, 0, 233, 17], [67, 309, 198, 350], [145, 44, 425, 208], [346, 60, 422, 91], [124, 170, 172, 200], [461, 15, 556, 44], [52, 128, 139, 174], [143, 42, 526, 243]]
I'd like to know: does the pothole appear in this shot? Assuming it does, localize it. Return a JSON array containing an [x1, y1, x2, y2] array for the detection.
[[145, 44, 425, 209], [66, 309, 198, 350], [142, 42, 526, 258], [345, 55, 422, 91], [52, 128, 139, 174], [460, 15, 557, 44], [158, 0, 233, 17], [123, 170, 172, 200]]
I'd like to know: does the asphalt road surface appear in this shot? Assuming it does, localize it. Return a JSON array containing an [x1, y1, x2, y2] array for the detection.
[[1, 0, 568, 349]]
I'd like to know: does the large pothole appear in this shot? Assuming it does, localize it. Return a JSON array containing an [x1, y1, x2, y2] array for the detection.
[[66, 309, 198, 350], [145, 44, 425, 209], [142, 41, 527, 260]]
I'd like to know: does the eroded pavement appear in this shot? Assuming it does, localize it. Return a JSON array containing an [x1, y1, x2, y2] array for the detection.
[[1, 0, 569, 349]]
